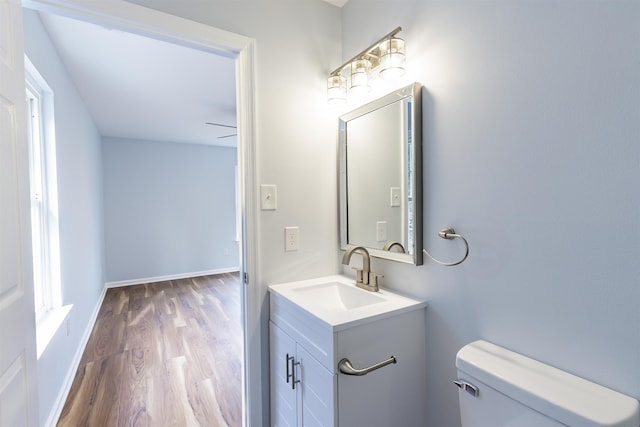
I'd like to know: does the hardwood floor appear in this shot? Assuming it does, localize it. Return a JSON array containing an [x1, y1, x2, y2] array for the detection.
[[57, 273, 243, 427]]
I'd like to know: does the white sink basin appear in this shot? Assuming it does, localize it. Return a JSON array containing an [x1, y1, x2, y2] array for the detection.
[[268, 275, 425, 330], [291, 281, 385, 311]]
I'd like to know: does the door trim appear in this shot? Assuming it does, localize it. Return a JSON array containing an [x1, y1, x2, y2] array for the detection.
[[21, 1, 260, 425]]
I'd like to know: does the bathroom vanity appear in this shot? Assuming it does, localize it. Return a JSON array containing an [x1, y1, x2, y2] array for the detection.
[[268, 275, 427, 427]]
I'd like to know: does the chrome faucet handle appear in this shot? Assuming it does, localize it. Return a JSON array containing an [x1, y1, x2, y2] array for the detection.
[[368, 272, 383, 287], [353, 267, 368, 285], [354, 270, 383, 292]]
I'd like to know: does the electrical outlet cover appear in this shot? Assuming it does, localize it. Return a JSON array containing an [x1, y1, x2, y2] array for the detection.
[[285, 226, 299, 251]]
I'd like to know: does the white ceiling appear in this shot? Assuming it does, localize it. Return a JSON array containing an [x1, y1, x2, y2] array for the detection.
[[38, 12, 238, 148]]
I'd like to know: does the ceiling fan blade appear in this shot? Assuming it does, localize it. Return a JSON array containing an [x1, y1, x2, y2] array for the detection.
[[217, 133, 238, 139], [205, 122, 237, 129]]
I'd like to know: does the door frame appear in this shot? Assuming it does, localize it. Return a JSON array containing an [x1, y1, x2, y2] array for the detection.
[[21, 1, 261, 425]]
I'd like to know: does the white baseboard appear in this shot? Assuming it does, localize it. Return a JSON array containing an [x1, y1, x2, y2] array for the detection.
[[105, 267, 240, 288], [44, 285, 107, 427]]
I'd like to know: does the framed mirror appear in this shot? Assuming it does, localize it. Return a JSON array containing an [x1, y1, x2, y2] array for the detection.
[[339, 83, 422, 265]]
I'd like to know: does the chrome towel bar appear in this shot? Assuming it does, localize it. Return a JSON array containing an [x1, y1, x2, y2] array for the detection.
[[338, 356, 397, 376]]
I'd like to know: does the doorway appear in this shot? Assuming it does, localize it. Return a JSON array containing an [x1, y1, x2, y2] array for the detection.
[[21, 1, 260, 425]]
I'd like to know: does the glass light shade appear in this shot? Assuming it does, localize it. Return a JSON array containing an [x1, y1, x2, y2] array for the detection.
[[349, 59, 371, 96], [379, 37, 406, 80], [327, 75, 347, 104]]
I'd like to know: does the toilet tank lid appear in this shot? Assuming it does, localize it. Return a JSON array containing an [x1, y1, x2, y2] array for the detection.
[[456, 340, 640, 427]]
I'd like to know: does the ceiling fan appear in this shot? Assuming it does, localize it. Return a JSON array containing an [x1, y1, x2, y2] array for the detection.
[[205, 122, 237, 139]]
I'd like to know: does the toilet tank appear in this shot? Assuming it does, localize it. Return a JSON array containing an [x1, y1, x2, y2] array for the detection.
[[455, 340, 640, 427]]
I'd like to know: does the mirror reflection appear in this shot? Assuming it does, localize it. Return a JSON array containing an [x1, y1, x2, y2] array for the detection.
[[339, 83, 423, 265]]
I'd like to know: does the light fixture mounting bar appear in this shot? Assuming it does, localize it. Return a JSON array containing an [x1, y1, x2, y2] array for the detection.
[[329, 26, 402, 76]]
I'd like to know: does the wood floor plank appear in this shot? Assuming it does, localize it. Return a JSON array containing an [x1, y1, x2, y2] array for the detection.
[[146, 360, 179, 426], [58, 273, 242, 427], [87, 352, 125, 426], [117, 348, 149, 427], [188, 377, 229, 427], [58, 361, 99, 427]]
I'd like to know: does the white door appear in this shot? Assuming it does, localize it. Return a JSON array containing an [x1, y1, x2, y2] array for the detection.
[[0, 1, 39, 426]]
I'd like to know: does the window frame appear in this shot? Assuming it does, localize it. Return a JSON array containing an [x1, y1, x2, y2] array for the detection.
[[26, 82, 49, 319], [24, 56, 62, 326]]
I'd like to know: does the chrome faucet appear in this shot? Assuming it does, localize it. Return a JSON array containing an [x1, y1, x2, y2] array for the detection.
[[342, 246, 383, 292], [382, 241, 406, 253]]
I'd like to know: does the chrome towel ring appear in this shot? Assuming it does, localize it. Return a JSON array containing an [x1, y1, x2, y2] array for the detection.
[[423, 227, 469, 266]]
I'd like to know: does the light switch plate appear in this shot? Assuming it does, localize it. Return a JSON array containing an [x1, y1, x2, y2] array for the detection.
[[261, 184, 277, 210], [390, 187, 401, 207]]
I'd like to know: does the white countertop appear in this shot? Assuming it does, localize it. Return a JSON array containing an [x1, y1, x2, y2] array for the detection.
[[268, 275, 426, 330]]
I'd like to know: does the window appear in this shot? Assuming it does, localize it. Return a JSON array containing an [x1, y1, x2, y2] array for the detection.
[[26, 84, 48, 317], [25, 56, 66, 357]]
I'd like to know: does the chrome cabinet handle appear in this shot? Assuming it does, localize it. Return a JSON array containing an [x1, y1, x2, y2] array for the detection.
[[291, 359, 300, 390], [286, 353, 300, 389], [338, 356, 397, 376], [286, 353, 293, 384]]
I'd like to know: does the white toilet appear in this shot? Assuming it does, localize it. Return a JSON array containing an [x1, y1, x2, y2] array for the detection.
[[455, 340, 640, 426]]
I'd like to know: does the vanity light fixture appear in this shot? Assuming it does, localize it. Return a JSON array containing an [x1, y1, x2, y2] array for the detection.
[[327, 26, 406, 104], [327, 75, 347, 105], [349, 59, 371, 96], [379, 37, 406, 80]]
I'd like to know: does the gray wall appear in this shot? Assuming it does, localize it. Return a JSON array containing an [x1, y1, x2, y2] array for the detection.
[[23, 10, 105, 424], [102, 137, 239, 283], [342, 1, 640, 426]]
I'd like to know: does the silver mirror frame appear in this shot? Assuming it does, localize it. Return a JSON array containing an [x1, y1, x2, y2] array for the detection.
[[339, 82, 423, 265]]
